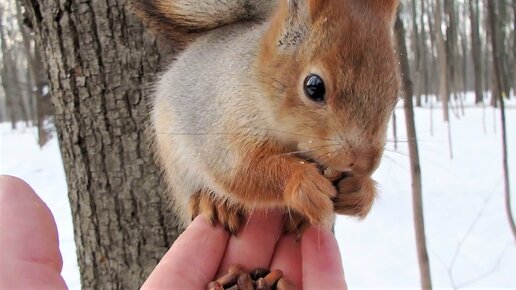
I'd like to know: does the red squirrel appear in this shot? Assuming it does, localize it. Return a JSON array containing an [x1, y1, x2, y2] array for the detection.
[[132, 0, 401, 233]]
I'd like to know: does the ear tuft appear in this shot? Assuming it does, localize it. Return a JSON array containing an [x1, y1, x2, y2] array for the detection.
[[276, 0, 309, 49]]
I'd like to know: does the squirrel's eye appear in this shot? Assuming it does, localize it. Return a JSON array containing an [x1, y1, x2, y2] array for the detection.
[[303, 74, 326, 103]]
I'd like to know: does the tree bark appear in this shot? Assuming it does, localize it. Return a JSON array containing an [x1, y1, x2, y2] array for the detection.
[[395, 12, 433, 290], [20, 0, 183, 288]]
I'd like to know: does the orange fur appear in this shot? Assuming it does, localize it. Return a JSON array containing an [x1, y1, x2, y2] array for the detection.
[[150, 0, 401, 234], [189, 189, 245, 234], [221, 140, 336, 228], [334, 176, 377, 218], [253, 0, 400, 229]]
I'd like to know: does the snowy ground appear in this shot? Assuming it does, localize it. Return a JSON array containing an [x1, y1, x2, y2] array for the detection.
[[1, 95, 515, 289]]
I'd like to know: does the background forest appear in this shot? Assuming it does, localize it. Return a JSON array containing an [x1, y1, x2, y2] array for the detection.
[[0, 0, 515, 289]]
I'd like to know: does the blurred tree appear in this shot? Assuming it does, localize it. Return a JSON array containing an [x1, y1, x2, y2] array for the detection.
[[487, 0, 516, 241], [469, 0, 483, 103], [395, 10, 433, 290]]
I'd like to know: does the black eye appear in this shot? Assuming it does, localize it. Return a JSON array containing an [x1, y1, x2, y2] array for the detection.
[[303, 74, 326, 103]]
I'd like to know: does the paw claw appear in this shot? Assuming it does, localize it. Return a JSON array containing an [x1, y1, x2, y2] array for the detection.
[[189, 190, 245, 235]]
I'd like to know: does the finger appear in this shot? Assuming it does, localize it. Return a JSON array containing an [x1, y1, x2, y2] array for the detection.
[[270, 233, 302, 288], [0, 175, 66, 289], [217, 210, 283, 275], [141, 216, 229, 290], [302, 226, 347, 290]]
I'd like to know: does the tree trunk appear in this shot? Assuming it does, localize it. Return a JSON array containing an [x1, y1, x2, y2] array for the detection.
[[3, 5, 32, 126], [484, 0, 491, 101], [444, 0, 459, 101], [411, 0, 422, 107], [0, 6, 18, 129], [395, 12, 433, 290], [470, 0, 483, 103], [426, 0, 439, 96], [15, 0, 38, 124], [420, 0, 430, 100], [435, 0, 450, 122], [513, 0, 516, 95], [460, 21, 468, 103], [15, 0, 52, 145], [487, 0, 516, 241], [20, 0, 183, 288]]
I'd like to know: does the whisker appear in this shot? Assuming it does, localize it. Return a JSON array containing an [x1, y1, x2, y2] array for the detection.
[[243, 198, 259, 233], [312, 147, 341, 163], [328, 147, 344, 164], [330, 122, 345, 145], [254, 127, 334, 142], [270, 145, 334, 158], [156, 131, 246, 136]]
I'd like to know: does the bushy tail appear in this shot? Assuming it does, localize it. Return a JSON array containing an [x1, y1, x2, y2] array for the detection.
[[132, 0, 276, 40]]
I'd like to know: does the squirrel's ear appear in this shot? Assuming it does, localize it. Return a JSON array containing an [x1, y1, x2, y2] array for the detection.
[[366, 0, 400, 21], [274, 0, 310, 49]]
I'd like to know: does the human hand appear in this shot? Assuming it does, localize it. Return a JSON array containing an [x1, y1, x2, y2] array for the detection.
[[0, 175, 347, 289], [142, 212, 347, 290]]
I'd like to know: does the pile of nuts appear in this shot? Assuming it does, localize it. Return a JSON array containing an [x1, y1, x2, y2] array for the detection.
[[208, 265, 297, 290]]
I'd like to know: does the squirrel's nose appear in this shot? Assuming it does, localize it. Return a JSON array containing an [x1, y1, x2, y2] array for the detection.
[[348, 147, 382, 176]]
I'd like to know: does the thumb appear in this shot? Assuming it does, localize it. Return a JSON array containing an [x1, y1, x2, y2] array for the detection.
[[0, 175, 66, 289], [301, 226, 347, 290]]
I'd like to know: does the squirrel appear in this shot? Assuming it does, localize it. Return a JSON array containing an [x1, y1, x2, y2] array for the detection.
[[132, 0, 401, 234]]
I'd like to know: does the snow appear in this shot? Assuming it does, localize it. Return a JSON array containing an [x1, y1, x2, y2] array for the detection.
[[0, 94, 515, 289]]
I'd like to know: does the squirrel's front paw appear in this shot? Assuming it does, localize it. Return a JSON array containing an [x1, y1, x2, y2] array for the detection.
[[284, 165, 336, 228], [333, 176, 377, 218]]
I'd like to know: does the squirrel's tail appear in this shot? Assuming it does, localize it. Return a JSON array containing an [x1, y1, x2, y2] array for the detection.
[[132, 0, 275, 41]]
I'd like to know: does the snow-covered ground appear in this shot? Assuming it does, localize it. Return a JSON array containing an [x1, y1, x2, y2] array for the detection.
[[1, 95, 515, 289]]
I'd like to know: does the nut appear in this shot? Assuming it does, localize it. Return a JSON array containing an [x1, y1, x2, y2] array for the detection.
[[277, 278, 297, 290], [237, 273, 254, 290], [208, 265, 297, 290], [250, 268, 270, 280], [216, 272, 240, 288]]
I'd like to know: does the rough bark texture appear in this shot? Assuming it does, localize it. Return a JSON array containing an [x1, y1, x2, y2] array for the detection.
[[395, 13, 433, 290], [20, 0, 182, 288]]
